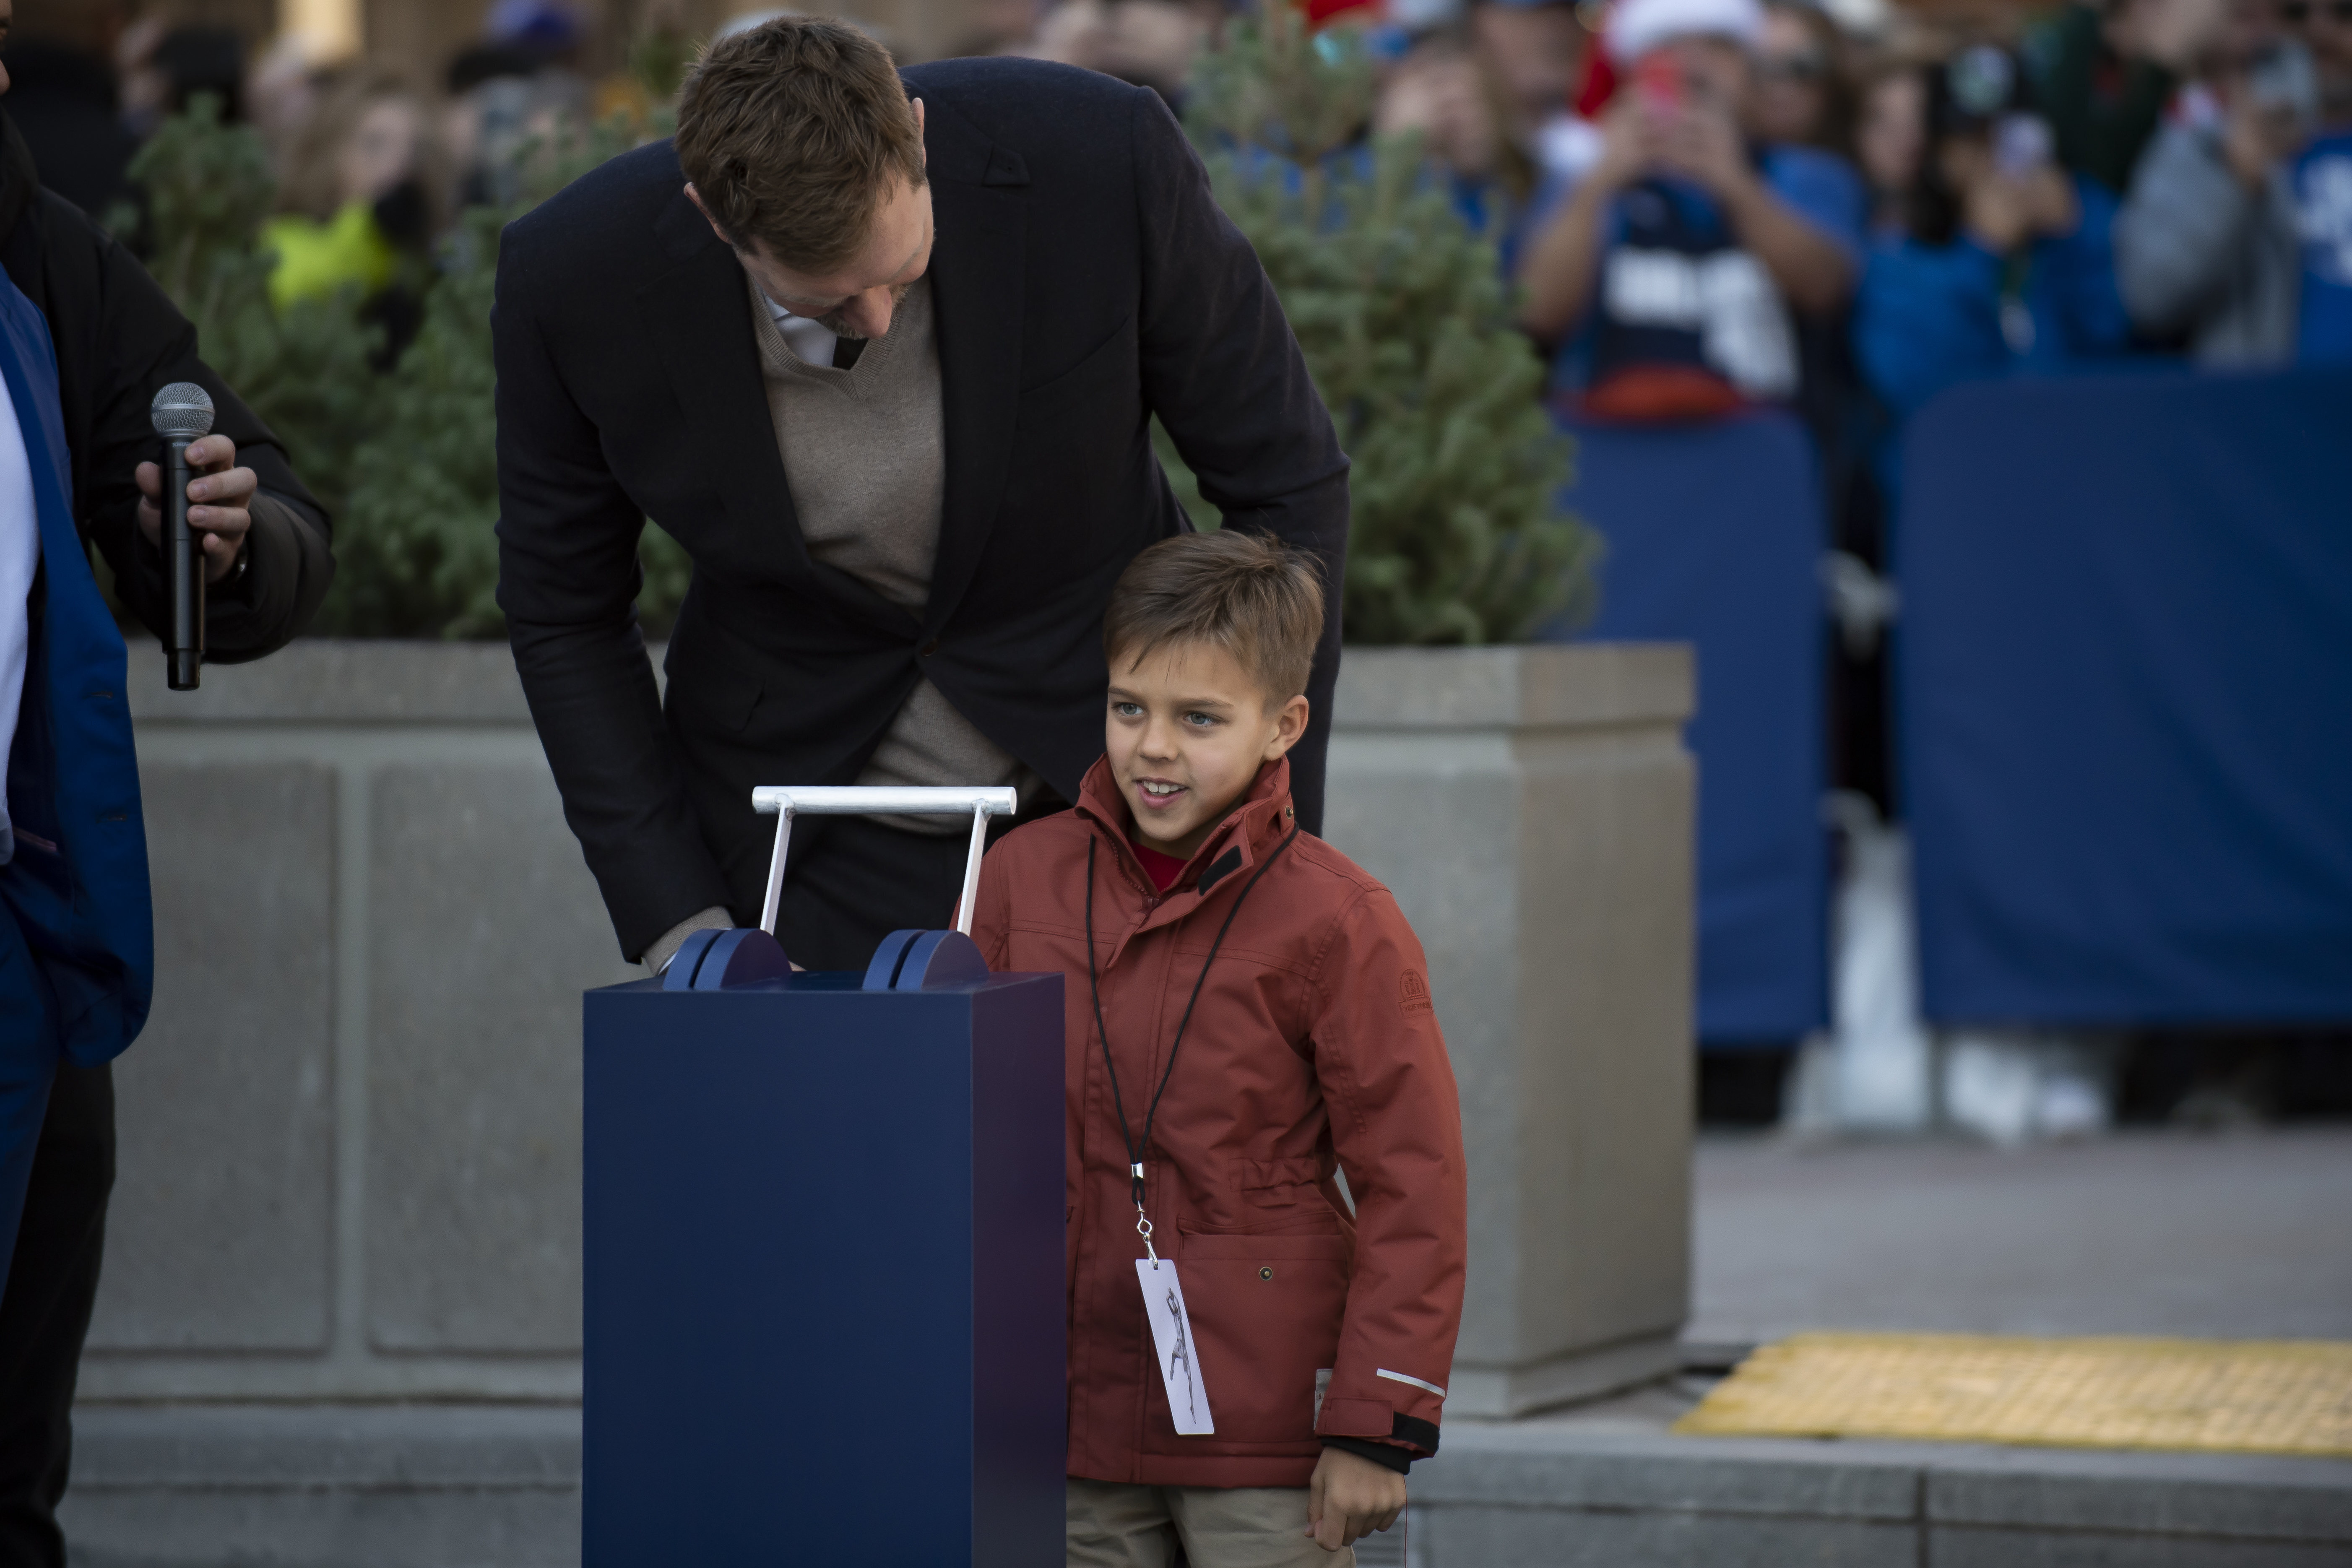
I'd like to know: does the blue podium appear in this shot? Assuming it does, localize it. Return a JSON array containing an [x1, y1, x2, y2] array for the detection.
[[582, 788, 1066, 1565]]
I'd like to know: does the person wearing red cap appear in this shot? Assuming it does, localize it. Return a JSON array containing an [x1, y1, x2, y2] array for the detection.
[[1515, 0, 1866, 416]]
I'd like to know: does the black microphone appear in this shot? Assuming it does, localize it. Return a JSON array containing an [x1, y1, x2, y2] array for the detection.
[[150, 382, 215, 691]]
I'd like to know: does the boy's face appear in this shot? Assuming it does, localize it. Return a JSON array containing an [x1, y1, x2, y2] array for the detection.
[[1106, 639, 1311, 863]]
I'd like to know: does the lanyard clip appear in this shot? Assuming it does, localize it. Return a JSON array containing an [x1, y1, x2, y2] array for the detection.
[[1131, 1162, 1160, 1264]]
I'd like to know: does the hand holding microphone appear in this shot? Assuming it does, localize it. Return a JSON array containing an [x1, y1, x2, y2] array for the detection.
[[137, 383, 260, 690]]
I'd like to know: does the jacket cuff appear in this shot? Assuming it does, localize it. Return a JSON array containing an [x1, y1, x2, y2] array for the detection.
[[1322, 1437, 1413, 1474], [1317, 1397, 1443, 1458], [200, 489, 334, 660], [1316, 1396, 1395, 1439], [641, 906, 735, 973]]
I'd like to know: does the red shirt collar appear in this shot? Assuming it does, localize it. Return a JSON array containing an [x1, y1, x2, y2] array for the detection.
[[1126, 836, 1191, 892], [1079, 754, 1296, 893]]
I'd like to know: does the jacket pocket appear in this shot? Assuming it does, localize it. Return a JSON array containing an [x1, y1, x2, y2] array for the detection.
[[1017, 312, 1136, 399], [1232, 1156, 1322, 1193], [664, 648, 761, 736], [1147, 1231, 1350, 1454]]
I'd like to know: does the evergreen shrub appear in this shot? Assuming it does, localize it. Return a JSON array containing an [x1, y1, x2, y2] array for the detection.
[[125, 39, 1595, 647], [1175, 7, 1600, 643], [116, 96, 689, 638]]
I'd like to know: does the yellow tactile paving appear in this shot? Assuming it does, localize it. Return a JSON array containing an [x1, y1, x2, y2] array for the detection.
[[1673, 1332, 2352, 1458]]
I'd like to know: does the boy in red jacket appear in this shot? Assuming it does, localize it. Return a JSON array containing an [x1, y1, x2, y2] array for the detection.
[[970, 531, 1468, 1565]]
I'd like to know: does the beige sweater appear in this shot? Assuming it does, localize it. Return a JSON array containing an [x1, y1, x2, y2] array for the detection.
[[744, 273, 1030, 829], [648, 276, 1036, 971]]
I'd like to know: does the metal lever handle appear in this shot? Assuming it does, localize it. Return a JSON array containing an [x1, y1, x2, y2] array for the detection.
[[750, 786, 1020, 939]]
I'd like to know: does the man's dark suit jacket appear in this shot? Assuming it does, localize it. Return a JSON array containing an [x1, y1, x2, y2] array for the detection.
[[494, 58, 1350, 962]]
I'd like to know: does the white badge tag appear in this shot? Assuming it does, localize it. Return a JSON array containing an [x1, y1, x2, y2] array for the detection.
[[1137, 1258, 1214, 1434]]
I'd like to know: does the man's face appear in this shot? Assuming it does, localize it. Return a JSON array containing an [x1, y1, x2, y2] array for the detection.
[[1669, 35, 1754, 116], [2289, 0, 2352, 94], [2219, 0, 2284, 65], [694, 174, 934, 342], [1749, 8, 1828, 143], [1470, 3, 1587, 128], [1105, 639, 1308, 863], [1856, 70, 1926, 196], [0, 0, 13, 94], [684, 97, 936, 341]]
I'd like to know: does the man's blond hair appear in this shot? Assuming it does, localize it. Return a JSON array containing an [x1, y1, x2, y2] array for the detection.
[[674, 18, 925, 275], [1103, 532, 1326, 704]]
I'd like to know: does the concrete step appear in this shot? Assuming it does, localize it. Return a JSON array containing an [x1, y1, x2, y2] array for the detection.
[[61, 1405, 581, 1568], [1414, 1402, 2352, 1568], [59, 1399, 2352, 1568]]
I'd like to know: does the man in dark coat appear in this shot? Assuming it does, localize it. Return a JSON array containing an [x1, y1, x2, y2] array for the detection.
[[0, 6, 334, 1555], [494, 18, 1348, 976]]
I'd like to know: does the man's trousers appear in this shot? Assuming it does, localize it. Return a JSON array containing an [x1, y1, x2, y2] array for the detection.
[[0, 1062, 113, 1568]]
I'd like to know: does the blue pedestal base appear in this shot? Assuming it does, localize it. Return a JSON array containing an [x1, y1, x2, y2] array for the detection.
[[583, 966, 1065, 1564]]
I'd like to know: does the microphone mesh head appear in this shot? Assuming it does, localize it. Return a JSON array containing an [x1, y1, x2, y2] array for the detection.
[[150, 382, 216, 440]]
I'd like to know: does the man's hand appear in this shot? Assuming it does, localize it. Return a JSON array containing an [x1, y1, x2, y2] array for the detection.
[[135, 433, 256, 585], [1305, 1446, 1406, 1552], [1951, 143, 2080, 255], [2121, 0, 2230, 69], [1650, 99, 1758, 203], [1962, 172, 2039, 252], [2222, 95, 2305, 187], [1584, 96, 1656, 197]]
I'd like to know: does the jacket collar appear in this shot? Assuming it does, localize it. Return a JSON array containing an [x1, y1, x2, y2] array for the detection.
[[1076, 754, 1298, 955], [0, 114, 41, 257], [914, 88, 1027, 641], [639, 172, 812, 595]]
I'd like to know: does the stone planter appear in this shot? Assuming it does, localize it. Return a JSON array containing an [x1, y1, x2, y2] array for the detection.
[[88, 642, 631, 1407], [1322, 644, 1696, 1418]]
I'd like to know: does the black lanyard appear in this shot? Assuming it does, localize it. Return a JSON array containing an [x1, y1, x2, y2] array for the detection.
[[1085, 822, 1300, 1257]]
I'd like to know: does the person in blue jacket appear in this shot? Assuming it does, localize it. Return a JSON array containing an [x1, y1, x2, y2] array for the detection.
[[0, 5, 335, 1558], [1852, 43, 2134, 465]]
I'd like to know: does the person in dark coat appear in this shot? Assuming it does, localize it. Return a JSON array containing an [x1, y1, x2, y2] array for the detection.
[[493, 19, 1350, 977], [0, 38, 138, 222], [0, 3, 334, 1556]]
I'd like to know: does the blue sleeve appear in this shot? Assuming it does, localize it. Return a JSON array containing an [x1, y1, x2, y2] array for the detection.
[[1762, 146, 1869, 267], [1507, 170, 1576, 285], [1851, 238, 2012, 418], [2029, 176, 2135, 364]]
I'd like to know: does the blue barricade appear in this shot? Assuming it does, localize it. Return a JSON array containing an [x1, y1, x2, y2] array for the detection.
[[1900, 369, 2352, 1026], [1553, 409, 1829, 1045], [582, 916, 1064, 1564]]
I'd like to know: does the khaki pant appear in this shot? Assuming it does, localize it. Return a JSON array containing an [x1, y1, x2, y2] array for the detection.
[[1066, 1479, 1356, 1568]]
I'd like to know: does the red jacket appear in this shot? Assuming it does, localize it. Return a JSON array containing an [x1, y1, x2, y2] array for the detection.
[[971, 756, 1467, 1488]]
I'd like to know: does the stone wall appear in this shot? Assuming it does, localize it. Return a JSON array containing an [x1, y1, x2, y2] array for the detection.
[[90, 644, 634, 1404]]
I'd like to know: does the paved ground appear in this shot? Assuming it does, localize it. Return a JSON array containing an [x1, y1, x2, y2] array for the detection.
[[1688, 1125, 2352, 1351]]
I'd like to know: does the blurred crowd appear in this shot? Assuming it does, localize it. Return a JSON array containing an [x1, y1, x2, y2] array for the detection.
[[994, 0, 2350, 413], [972, 0, 2350, 811], [4, 0, 2344, 532], [5, 0, 674, 359]]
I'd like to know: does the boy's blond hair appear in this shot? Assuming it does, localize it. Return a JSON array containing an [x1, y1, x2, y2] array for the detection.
[[1102, 531, 1326, 703]]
